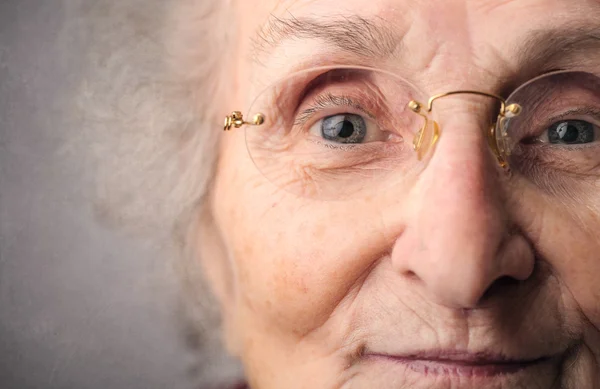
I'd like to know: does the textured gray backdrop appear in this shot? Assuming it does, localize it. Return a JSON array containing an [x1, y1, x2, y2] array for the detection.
[[0, 1, 202, 388]]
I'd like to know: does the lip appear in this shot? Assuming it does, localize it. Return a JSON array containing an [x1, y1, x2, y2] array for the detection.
[[363, 350, 553, 377]]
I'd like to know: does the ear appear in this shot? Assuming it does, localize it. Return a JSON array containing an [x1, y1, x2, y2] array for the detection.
[[196, 201, 242, 356]]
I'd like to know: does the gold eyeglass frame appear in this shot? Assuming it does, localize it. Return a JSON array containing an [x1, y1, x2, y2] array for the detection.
[[406, 91, 522, 167], [224, 70, 523, 169]]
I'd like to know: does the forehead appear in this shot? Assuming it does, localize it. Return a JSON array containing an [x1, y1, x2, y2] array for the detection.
[[237, 0, 600, 93], [252, 0, 599, 38]]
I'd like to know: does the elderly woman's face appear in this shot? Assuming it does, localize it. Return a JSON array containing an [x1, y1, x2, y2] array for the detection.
[[205, 0, 600, 388]]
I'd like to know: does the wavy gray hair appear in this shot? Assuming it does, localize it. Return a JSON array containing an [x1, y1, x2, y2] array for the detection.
[[71, 0, 241, 385]]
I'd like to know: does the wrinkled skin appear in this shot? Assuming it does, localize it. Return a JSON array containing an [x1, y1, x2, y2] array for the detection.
[[202, 1, 600, 388]]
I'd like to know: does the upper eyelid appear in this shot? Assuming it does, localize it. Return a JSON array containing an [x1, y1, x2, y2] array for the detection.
[[519, 100, 600, 122], [552, 107, 600, 121], [529, 107, 600, 129], [294, 93, 375, 126]]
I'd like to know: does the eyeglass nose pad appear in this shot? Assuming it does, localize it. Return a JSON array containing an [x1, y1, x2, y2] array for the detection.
[[489, 118, 510, 169], [413, 119, 440, 161]]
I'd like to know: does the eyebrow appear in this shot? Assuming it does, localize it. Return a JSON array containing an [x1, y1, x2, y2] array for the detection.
[[254, 14, 600, 80], [517, 26, 600, 70], [253, 14, 401, 60]]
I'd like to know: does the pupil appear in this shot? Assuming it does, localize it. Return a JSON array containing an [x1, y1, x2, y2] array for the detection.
[[337, 120, 355, 138], [561, 125, 579, 143]]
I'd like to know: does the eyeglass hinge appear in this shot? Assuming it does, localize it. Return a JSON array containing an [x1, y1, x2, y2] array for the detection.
[[224, 111, 265, 131]]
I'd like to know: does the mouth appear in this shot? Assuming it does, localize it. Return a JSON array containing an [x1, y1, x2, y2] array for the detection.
[[363, 350, 555, 377]]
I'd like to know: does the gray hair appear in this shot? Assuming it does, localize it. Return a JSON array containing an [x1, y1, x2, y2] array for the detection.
[[70, 0, 241, 385]]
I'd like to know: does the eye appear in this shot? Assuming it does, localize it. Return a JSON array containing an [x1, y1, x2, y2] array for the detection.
[[309, 113, 390, 144], [544, 120, 596, 145], [309, 113, 376, 144]]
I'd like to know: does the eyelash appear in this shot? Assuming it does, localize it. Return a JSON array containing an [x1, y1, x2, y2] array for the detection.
[[294, 93, 374, 127]]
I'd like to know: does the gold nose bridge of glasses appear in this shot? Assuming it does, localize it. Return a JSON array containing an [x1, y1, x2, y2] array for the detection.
[[408, 91, 522, 165], [224, 90, 522, 167]]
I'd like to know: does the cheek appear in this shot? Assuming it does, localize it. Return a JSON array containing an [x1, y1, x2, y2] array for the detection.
[[213, 132, 404, 340], [550, 229, 600, 328], [521, 191, 600, 329], [227, 195, 384, 338]]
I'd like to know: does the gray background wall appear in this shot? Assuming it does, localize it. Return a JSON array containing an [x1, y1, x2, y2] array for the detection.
[[0, 2, 204, 388]]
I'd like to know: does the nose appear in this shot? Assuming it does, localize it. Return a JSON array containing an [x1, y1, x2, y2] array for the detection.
[[390, 113, 535, 309]]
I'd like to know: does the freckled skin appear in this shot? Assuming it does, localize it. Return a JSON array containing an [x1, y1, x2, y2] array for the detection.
[[202, 1, 600, 388]]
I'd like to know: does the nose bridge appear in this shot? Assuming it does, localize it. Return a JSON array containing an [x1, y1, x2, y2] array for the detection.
[[412, 91, 507, 166], [423, 109, 505, 253], [392, 109, 526, 309], [427, 90, 506, 115], [430, 93, 502, 142]]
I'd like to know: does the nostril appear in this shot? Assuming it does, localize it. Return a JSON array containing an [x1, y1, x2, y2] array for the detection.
[[403, 270, 420, 281], [481, 275, 521, 302]]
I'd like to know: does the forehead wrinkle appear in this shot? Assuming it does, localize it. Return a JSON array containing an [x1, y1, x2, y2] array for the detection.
[[251, 13, 402, 64]]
